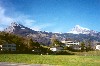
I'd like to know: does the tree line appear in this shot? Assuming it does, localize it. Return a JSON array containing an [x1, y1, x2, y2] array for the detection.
[[0, 32, 52, 54], [0, 31, 94, 54]]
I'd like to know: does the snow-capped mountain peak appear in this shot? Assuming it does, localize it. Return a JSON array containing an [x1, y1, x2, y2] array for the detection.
[[4, 22, 18, 33], [4, 22, 27, 33], [74, 25, 90, 30], [68, 25, 96, 34]]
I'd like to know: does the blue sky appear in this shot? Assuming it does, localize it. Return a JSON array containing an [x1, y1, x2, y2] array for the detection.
[[0, 0, 100, 33]]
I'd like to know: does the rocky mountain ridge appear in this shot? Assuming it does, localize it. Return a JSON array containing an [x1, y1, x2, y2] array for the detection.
[[3, 22, 100, 45]]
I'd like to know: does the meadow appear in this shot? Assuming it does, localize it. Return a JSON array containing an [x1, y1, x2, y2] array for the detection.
[[0, 53, 100, 66]]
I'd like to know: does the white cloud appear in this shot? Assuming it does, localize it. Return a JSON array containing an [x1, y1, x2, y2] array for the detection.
[[0, 6, 36, 31], [0, 7, 14, 31], [0, 6, 51, 31], [0, 7, 13, 23], [0, 6, 34, 31], [14, 15, 36, 27]]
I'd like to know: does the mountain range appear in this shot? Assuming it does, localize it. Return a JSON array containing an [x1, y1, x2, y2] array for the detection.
[[3, 22, 100, 45]]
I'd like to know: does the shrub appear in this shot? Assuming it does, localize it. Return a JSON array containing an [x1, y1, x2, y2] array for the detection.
[[55, 50, 74, 55]]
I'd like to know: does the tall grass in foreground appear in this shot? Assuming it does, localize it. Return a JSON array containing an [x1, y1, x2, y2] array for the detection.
[[0, 54, 100, 66]]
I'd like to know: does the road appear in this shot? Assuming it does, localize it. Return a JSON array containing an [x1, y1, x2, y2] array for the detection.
[[0, 62, 53, 66]]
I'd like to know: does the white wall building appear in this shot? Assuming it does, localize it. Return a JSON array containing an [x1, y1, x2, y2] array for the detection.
[[1, 44, 16, 51], [61, 40, 80, 47], [0, 45, 2, 51], [96, 43, 100, 50], [50, 47, 63, 52], [50, 48, 57, 52]]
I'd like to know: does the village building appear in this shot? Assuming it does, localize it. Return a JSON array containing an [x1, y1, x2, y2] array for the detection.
[[50, 47, 63, 52], [61, 40, 80, 47], [50, 47, 57, 52], [0, 44, 16, 51], [96, 43, 100, 50], [61, 40, 80, 50], [0, 45, 2, 51]]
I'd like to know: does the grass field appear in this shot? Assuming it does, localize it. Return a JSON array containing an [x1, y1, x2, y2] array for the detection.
[[0, 54, 100, 66]]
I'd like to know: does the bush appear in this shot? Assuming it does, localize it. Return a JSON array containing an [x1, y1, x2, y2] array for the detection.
[[55, 50, 74, 55]]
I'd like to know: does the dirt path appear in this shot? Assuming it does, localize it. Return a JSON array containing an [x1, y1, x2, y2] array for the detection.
[[0, 62, 54, 66]]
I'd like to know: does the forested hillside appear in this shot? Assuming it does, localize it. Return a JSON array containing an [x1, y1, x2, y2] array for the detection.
[[0, 32, 51, 54]]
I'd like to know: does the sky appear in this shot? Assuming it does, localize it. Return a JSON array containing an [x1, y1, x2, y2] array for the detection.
[[0, 0, 100, 33]]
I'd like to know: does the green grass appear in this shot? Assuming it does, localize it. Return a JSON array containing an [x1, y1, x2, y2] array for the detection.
[[0, 54, 100, 66]]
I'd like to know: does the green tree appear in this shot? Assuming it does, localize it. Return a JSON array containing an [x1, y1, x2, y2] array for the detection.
[[50, 38, 64, 47], [86, 41, 92, 52], [81, 42, 85, 52], [28, 39, 40, 50]]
